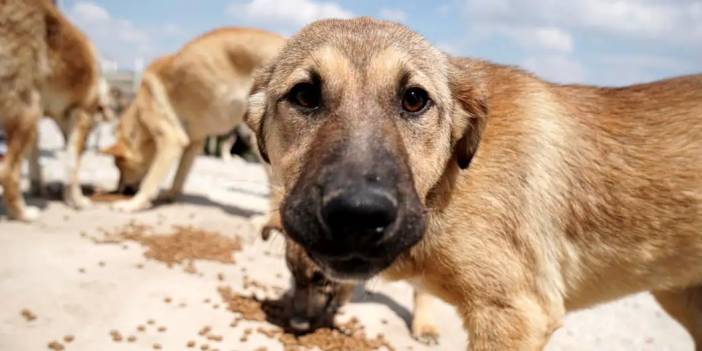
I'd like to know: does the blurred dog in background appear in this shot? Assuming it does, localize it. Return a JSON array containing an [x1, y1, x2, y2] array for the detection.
[[0, 0, 112, 221], [103, 28, 285, 212]]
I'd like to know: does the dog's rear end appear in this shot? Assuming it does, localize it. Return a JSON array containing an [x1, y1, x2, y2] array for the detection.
[[0, 0, 109, 220], [0, 0, 52, 221]]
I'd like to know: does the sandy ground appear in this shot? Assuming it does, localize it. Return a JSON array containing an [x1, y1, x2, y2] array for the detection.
[[0, 120, 694, 351]]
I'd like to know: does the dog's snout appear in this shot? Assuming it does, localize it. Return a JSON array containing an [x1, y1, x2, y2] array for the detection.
[[321, 186, 398, 241]]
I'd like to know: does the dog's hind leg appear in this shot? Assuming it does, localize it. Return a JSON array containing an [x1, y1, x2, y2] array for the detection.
[[219, 133, 236, 161], [0, 90, 42, 221], [653, 287, 702, 350], [162, 139, 204, 202], [62, 108, 94, 209]]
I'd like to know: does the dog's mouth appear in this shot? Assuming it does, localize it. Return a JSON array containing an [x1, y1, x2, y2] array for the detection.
[[282, 185, 426, 281], [314, 255, 390, 281]]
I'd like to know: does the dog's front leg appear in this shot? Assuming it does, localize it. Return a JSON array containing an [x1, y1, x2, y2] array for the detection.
[[1, 90, 42, 221], [461, 295, 562, 351], [411, 288, 440, 345], [28, 135, 43, 197], [113, 136, 186, 212], [161, 139, 204, 202], [63, 108, 94, 209]]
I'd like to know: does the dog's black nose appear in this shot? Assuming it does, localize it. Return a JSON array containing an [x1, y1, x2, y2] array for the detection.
[[321, 186, 398, 242]]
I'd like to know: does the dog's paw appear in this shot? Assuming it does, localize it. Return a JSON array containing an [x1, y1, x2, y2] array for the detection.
[[412, 320, 440, 346], [16, 206, 41, 222], [250, 214, 282, 241], [111, 199, 151, 212], [65, 192, 93, 210], [158, 191, 179, 204]]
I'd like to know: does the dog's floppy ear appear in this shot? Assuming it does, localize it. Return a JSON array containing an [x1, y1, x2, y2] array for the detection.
[[245, 63, 276, 164], [448, 57, 488, 169], [100, 141, 128, 158]]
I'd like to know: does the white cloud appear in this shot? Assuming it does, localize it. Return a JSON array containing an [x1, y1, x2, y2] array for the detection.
[[491, 26, 574, 53], [522, 55, 586, 83], [71, 1, 109, 22], [531, 27, 573, 53], [227, 0, 352, 33], [461, 0, 702, 42], [379, 8, 408, 23], [455, 0, 702, 83], [68, 2, 151, 69], [66, 1, 184, 71]]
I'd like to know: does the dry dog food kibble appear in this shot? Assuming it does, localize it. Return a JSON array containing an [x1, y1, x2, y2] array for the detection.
[[110, 330, 123, 342], [47, 341, 64, 350], [63, 335, 74, 343], [198, 326, 212, 336], [206, 334, 223, 342], [20, 309, 37, 321]]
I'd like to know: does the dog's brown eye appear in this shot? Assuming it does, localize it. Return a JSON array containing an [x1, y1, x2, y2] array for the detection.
[[287, 82, 321, 110], [402, 87, 430, 113]]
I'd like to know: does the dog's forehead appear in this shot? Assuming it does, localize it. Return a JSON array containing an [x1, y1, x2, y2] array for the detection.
[[270, 18, 448, 89]]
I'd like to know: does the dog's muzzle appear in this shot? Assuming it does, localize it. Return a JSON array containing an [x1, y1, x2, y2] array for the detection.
[[282, 148, 426, 281]]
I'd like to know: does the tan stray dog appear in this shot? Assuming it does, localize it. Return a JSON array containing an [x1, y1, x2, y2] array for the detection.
[[245, 18, 702, 350], [103, 28, 285, 212], [0, 0, 111, 221]]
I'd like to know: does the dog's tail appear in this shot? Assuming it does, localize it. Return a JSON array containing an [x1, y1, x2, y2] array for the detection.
[[138, 72, 188, 145]]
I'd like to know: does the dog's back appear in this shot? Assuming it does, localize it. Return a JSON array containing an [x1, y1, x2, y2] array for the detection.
[[555, 75, 702, 308], [454, 62, 702, 309], [148, 28, 286, 140]]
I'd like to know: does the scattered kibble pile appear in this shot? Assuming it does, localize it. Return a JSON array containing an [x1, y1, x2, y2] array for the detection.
[[37, 223, 396, 350], [96, 223, 242, 267], [218, 287, 394, 351]]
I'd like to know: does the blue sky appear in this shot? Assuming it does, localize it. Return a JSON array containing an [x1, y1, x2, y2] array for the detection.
[[59, 0, 701, 86]]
